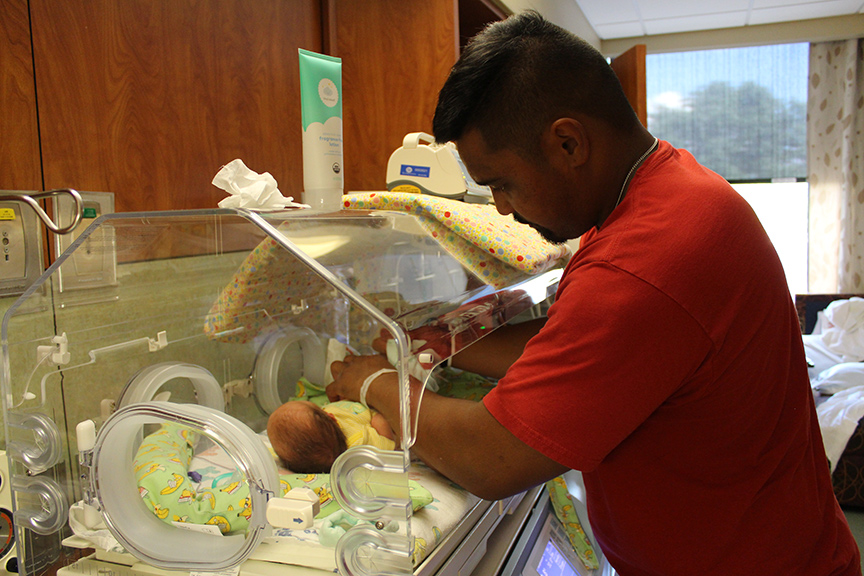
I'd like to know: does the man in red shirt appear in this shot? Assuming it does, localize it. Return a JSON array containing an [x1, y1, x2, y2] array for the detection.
[[327, 11, 860, 575]]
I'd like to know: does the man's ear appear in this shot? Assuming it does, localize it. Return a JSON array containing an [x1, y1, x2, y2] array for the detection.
[[545, 118, 589, 167]]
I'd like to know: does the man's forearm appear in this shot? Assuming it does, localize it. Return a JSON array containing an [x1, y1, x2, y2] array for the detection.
[[364, 369, 567, 501], [450, 317, 546, 379]]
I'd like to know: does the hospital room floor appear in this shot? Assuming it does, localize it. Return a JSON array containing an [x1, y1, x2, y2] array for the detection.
[[843, 508, 864, 569]]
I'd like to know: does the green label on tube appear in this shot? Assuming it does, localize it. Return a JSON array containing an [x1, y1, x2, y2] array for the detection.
[[298, 49, 342, 130]]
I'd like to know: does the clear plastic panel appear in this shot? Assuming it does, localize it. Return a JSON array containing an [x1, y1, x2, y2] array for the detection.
[[0, 208, 563, 576]]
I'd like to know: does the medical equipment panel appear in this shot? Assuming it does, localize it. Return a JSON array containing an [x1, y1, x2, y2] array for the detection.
[[501, 472, 616, 576], [1, 207, 564, 576], [0, 197, 43, 297]]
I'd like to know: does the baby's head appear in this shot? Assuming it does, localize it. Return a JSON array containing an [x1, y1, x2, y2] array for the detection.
[[267, 401, 347, 473]]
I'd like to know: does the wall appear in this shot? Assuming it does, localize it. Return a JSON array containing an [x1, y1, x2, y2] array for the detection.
[[499, 0, 600, 48]]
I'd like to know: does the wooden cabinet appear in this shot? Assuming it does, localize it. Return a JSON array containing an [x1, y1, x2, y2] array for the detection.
[[328, 0, 507, 192], [326, 0, 459, 192], [1, 1, 506, 211], [2, 0, 322, 212], [0, 0, 42, 191], [611, 44, 647, 127]]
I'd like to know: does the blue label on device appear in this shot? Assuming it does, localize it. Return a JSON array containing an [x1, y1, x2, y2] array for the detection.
[[400, 164, 430, 178]]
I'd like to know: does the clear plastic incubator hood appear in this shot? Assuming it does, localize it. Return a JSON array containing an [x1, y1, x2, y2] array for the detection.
[[0, 200, 567, 576]]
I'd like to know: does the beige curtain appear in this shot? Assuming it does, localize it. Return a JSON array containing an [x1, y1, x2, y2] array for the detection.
[[807, 39, 864, 293]]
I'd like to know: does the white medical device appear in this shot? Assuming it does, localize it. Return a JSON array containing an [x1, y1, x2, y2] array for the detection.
[[386, 132, 493, 203]]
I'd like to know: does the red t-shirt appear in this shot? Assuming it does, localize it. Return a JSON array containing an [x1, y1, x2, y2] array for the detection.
[[484, 141, 860, 575]]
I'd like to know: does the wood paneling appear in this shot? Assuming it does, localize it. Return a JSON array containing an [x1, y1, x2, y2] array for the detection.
[[610, 44, 647, 127], [29, 0, 322, 212], [0, 0, 42, 190], [328, 0, 459, 192]]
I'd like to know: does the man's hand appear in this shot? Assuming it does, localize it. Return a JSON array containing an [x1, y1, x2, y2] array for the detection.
[[326, 353, 393, 403], [325, 350, 568, 502]]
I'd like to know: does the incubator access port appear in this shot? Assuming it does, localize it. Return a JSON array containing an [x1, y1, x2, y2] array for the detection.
[[87, 402, 278, 570], [6, 412, 63, 475]]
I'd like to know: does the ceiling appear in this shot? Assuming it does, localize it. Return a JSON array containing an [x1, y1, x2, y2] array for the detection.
[[572, 0, 864, 39]]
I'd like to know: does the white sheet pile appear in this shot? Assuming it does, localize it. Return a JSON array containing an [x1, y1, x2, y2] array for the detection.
[[808, 298, 864, 471]]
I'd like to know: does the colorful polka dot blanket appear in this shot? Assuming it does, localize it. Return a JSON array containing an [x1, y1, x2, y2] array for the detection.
[[342, 192, 570, 286]]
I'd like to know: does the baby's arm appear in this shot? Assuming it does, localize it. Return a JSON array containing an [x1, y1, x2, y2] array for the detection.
[[370, 411, 398, 446]]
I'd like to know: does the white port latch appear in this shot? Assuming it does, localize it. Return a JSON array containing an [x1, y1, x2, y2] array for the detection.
[[148, 331, 168, 351], [37, 332, 70, 365], [266, 487, 320, 529]]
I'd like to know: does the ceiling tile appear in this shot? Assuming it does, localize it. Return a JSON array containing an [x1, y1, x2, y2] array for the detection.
[[751, 0, 826, 7], [576, 0, 641, 26], [570, 0, 864, 38], [749, 1, 861, 23], [594, 21, 646, 38], [636, 0, 751, 21], [643, 11, 750, 35]]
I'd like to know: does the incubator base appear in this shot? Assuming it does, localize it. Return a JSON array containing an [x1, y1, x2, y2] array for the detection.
[[57, 491, 536, 576]]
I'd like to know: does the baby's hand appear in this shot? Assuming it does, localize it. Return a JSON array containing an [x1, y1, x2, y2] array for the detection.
[[370, 411, 398, 446]]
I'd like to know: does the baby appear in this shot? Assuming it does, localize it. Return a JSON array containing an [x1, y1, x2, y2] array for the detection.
[[267, 400, 397, 473]]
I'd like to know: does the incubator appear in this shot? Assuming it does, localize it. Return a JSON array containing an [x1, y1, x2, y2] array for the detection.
[[0, 203, 569, 576]]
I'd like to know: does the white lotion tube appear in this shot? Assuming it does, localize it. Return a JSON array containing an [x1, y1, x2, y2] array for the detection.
[[299, 49, 344, 211]]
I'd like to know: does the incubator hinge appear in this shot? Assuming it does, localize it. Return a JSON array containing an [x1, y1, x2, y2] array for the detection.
[[75, 420, 100, 516], [222, 376, 254, 407]]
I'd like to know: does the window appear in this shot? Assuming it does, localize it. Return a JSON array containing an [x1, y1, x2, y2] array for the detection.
[[647, 44, 809, 295]]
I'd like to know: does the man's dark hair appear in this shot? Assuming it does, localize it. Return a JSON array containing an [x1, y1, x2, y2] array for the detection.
[[433, 11, 639, 153]]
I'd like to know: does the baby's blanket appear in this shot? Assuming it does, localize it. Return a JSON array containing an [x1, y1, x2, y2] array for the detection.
[[343, 192, 570, 287]]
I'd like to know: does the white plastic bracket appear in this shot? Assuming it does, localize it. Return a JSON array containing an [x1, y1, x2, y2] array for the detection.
[[266, 487, 320, 530], [148, 331, 168, 351], [222, 377, 253, 407], [37, 332, 70, 365]]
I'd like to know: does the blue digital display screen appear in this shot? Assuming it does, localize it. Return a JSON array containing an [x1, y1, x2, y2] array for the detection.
[[537, 540, 579, 576]]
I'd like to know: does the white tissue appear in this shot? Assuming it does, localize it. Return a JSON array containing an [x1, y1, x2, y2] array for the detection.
[[68, 500, 126, 553], [213, 159, 309, 211]]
